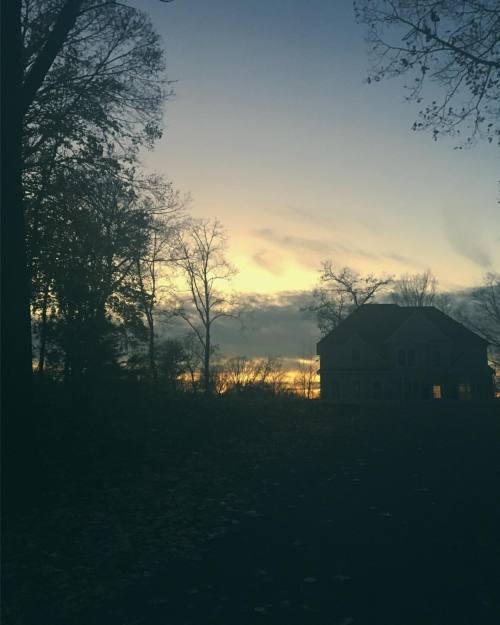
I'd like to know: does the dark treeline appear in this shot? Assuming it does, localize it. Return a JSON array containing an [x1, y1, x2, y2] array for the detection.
[[3, 0, 169, 419], [2, 0, 256, 404]]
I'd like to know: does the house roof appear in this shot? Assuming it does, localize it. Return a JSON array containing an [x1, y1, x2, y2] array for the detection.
[[317, 304, 487, 350]]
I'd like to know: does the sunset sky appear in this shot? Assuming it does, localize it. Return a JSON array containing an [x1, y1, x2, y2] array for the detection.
[[139, 0, 499, 301]]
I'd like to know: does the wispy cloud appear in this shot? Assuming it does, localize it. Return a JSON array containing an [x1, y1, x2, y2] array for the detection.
[[385, 252, 420, 267], [252, 227, 411, 268], [443, 209, 491, 268], [252, 249, 284, 275], [253, 228, 333, 256], [285, 204, 335, 227]]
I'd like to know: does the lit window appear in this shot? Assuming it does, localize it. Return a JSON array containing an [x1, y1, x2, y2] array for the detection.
[[432, 384, 442, 400]]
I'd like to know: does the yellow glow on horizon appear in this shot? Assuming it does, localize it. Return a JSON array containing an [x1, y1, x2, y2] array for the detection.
[[230, 252, 318, 294]]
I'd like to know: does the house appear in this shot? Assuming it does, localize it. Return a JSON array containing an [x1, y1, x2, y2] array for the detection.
[[316, 304, 494, 402]]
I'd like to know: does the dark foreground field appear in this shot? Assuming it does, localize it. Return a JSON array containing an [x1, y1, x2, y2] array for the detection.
[[4, 392, 500, 625]]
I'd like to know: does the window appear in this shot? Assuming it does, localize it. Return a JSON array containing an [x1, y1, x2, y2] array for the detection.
[[404, 379, 412, 399], [398, 349, 406, 366], [432, 384, 442, 400], [407, 349, 416, 367], [458, 383, 472, 401], [352, 380, 361, 397], [373, 380, 382, 400], [398, 348, 416, 367], [352, 348, 360, 364]]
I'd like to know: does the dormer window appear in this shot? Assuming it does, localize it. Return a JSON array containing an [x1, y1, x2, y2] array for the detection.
[[352, 348, 360, 364]]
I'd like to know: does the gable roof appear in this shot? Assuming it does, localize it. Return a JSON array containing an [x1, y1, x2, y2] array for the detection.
[[317, 304, 487, 350]]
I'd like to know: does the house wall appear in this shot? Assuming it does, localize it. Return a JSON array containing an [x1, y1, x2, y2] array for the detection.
[[319, 334, 493, 402]]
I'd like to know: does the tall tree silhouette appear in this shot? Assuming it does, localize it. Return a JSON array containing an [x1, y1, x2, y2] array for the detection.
[[36, 166, 152, 382], [173, 220, 239, 395], [2, 0, 167, 419], [133, 182, 185, 379]]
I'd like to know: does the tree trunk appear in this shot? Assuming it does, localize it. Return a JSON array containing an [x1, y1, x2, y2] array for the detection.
[[204, 324, 210, 395], [147, 312, 156, 380], [37, 284, 50, 375], [1, 0, 33, 421], [1, 0, 35, 513]]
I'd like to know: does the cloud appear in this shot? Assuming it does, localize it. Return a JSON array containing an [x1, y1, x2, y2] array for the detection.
[[443, 210, 491, 268], [285, 204, 335, 227], [252, 248, 284, 275], [159, 291, 320, 359], [252, 228, 387, 265], [253, 228, 333, 255], [252, 227, 428, 278], [384, 252, 420, 268], [215, 291, 319, 358]]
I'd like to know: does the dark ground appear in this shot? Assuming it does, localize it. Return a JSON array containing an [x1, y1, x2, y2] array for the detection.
[[3, 391, 500, 625]]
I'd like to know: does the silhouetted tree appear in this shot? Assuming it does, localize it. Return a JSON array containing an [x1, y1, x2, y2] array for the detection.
[[133, 182, 186, 379], [173, 220, 239, 394], [213, 355, 288, 397], [293, 357, 319, 399], [392, 269, 438, 306], [391, 269, 453, 311], [309, 261, 393, 334], [34, 167, 152, 383], [355, 0, 500, 146], [469, 273, 500, 367], [153, 338, 190, 393], [2, 0, 167, 415], [179, 333, 205, 392]]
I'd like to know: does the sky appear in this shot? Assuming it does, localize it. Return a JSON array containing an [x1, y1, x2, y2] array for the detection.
[[137, 0, 499, 357]]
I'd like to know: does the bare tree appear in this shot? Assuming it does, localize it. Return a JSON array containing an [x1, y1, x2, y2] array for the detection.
[[309, 261, 393, 334], [180, 333, 205, 393], [391, 269, 455, 313], [354, 0, 500, 146], [213, 355, 289, 396], [391, 269, 438, 306], [293, 357, 319, 399], [219, 356, 262, 394], [134, 182, 186, 379], [469, 273, 500, 367], [173, 219, 239, 394], [265, 356, 288, 396]]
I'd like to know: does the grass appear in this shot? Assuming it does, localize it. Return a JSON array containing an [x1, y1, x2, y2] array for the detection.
[[3, 391, 500, 625]]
